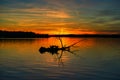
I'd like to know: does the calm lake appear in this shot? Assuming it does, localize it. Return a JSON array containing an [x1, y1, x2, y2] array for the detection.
[[0, 37, 120, 80]]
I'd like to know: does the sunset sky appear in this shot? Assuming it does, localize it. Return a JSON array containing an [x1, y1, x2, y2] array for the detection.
[[0, 0, 120, 34]]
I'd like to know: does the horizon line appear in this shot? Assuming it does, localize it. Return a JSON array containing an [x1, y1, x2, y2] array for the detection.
[[0, 30, 120, 38], [1, 30, 120, 35]]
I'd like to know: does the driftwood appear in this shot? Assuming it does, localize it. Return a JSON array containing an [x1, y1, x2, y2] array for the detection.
[[39, 38, 85, 54]]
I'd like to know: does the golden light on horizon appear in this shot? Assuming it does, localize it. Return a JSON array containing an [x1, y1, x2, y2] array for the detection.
[[1, 22, 119, 35], [0, 0, 120, 35]]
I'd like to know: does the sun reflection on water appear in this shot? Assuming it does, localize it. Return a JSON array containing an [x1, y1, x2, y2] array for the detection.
[[0, 38, 120, 80], [0, 38, 96, 67]]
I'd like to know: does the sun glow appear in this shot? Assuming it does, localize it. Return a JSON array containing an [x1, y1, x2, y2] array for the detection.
[[32, 28, 98, 35]]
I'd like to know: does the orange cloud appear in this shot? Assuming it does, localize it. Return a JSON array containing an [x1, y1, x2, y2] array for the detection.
[[45, 10, 71, 18], [17, 8, 71, 19]]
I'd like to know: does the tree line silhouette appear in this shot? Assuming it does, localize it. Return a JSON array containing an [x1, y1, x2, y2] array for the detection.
[[0, 30, 120, 38], [0, 30, 49, 38]]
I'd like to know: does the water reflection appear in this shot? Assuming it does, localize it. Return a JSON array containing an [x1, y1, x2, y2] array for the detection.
[[0, 38, 120, 80], [38, 38, 85, 66]]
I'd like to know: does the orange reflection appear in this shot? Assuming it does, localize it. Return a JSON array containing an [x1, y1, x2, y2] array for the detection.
[[34, 38, 96, 66], [0, 38, 96, 66]]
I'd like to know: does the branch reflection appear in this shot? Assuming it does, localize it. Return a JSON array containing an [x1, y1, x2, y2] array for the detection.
[[38, 38, 86, 66]]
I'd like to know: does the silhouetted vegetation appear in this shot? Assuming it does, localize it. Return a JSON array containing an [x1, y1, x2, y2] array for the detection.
[[39, 38, 83, 55], [0, 30, 49, 38], [39, 37, 81, 66]]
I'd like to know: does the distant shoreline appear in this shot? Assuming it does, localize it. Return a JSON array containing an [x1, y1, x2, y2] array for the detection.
[[49, 34, 120, 38], [0, 30, 120, 38]]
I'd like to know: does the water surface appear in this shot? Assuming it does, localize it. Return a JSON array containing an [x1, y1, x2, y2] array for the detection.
[[0, 38, 120, 80]]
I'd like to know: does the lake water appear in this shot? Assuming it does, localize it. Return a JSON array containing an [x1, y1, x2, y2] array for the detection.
[[0, 37, 120, 80]]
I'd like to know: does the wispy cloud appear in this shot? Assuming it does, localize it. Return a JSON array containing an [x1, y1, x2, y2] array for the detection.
[[45, 10, 71, 18], [0, 0, 120, 34]]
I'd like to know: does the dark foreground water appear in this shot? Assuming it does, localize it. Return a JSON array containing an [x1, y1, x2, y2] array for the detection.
[[0, 38, 120, 80]]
